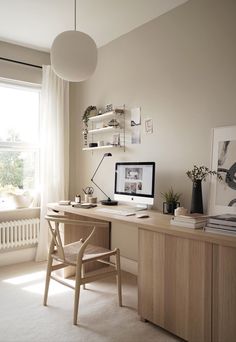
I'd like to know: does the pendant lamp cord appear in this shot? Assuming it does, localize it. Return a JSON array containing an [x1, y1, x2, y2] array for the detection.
[[74, 0, 77, 31]]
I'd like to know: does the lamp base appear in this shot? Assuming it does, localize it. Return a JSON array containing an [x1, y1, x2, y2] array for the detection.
[[101, 199, 118, 206]]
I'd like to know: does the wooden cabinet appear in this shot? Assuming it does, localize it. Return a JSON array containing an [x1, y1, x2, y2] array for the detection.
[[212, 244, 236, 342], [138, 229, 212, 342], [139, 228, 236, 342]]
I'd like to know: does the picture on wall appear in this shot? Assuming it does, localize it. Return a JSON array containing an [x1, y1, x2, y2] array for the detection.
[[209, 125, 236, 215], [130, 107, 141, 144], [144, 118, 153, 134]]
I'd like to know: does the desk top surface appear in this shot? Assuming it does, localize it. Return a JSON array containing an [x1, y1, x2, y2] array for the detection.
[[48, 203, 236, 248]]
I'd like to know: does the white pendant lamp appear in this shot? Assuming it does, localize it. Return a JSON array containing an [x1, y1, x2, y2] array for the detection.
[[51, 0, 97, 82]]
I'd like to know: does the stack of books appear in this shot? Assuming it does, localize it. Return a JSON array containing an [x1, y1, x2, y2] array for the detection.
[[205, 214, 236, 236], [170, 214, 208, 229]]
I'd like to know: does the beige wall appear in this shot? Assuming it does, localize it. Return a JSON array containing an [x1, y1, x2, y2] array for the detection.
[[70, 0, 236, 214]]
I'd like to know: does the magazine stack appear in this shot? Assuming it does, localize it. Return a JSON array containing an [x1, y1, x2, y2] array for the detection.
[[170, 213, 208, 229], [205, 214, 236, 235]]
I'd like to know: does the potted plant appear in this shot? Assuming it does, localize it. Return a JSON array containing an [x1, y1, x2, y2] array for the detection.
[[161, 187, 181, 214], [82, 105, 97, 126], [82, 106, 97, 146], [186, 165, 222, 213]]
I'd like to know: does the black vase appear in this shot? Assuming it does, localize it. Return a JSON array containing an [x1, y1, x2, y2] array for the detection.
[[190, 180, 203, 214]]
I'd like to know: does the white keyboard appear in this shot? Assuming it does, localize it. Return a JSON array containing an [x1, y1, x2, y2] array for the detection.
[[96, 208, 136, 216]]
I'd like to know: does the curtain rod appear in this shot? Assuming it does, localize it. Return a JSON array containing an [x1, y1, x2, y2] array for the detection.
[[0, 57, 42, 69]]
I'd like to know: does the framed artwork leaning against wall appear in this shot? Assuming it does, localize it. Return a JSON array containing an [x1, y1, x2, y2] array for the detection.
[[209, 125, 236, 215]]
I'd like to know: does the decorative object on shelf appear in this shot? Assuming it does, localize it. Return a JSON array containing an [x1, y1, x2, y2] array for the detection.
[[105, 104, 113, 112], [112, 133, 120, 146], [91, 153, 118, 205], [97, 140, 104, 147], [89, 142, 98, 148], [161, 187, 181, 214], [115, 107, 125, 114], [186, 165, 222, 214], [107, 118, 119, 127], [51, 0, 97, 82]]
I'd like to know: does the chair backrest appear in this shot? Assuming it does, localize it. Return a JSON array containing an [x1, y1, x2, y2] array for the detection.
[[45, 215, 105, 261]]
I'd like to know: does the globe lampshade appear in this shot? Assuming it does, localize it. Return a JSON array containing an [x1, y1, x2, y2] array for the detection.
[[51, 30, 97, 82]]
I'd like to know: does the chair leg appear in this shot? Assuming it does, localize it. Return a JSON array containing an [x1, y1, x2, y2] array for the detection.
[[82, 264, 86, 290], [73, 263, 82, 325], [116, 249, 122, 307], [43, 255, 53, 306]]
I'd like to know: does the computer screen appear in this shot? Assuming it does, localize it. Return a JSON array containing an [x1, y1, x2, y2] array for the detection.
[[114, 162, 155, 207]]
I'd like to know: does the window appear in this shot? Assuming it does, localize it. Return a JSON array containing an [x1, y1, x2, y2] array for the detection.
[[0, 80, 40, 209]]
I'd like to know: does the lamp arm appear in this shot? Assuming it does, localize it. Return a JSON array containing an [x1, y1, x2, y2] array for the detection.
[[90, 155, 106, 180], [91, 178, 111, 201], [90, 153, 112, 202]]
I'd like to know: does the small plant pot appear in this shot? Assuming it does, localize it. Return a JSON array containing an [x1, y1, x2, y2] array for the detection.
[[163, 201, 180, 215]]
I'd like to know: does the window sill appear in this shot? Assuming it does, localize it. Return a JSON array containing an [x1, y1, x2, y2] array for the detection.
[[0, 207, 40, 222], [0, 206, 40, 213]]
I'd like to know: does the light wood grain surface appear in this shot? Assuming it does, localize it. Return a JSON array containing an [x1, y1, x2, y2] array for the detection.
[[48, 203, 236, 248], [212, 244, 236, 342], [138, 229, 212, 342]]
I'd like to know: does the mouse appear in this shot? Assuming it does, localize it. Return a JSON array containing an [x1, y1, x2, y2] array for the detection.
[[136, 214, 150, 218]]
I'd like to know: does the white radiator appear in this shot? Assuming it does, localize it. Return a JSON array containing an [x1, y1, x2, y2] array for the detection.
[[0, 218, 40, 250]]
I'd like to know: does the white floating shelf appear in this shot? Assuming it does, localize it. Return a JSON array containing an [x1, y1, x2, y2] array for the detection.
[[87, 126, 119, 134], [82, 145, 122, 151], [89, 111, 121, 122]]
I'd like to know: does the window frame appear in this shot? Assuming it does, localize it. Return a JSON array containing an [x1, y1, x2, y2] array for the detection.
[[0, 78, 41, 208]]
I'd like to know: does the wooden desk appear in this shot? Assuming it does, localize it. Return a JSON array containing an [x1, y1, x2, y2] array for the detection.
[[48, 203, 236, 342]]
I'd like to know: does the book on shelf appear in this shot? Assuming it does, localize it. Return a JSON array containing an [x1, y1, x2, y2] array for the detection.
[[170, 217, 206, 229], [205, 226, 236, 236], [173, 213, 208, 224], [206, 222, 236, 231], [208, 213, 236, 227]]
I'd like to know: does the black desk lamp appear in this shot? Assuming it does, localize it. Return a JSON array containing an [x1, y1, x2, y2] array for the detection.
[[91, 153, 118, 205]]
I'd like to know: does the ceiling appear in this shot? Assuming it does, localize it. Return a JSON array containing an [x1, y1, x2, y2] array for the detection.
[[0, 0, 188, 52]]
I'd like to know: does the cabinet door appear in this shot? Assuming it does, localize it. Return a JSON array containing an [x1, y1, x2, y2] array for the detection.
[[138, 229, 212, 342], [213, 244, 236, 342]]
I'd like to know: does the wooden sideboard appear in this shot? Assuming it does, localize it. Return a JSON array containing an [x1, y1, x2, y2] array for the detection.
[[138, 222, 236, 342]]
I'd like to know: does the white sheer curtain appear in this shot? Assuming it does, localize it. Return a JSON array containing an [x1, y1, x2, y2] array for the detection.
[[36, 65, 69, 262]]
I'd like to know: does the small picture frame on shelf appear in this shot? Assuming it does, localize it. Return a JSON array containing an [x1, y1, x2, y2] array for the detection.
[[113, 133, 120, 146], [95, 122, 103, 129]]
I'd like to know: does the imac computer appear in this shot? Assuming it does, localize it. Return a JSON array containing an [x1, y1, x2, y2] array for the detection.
[[114, 161, 155, 209]]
